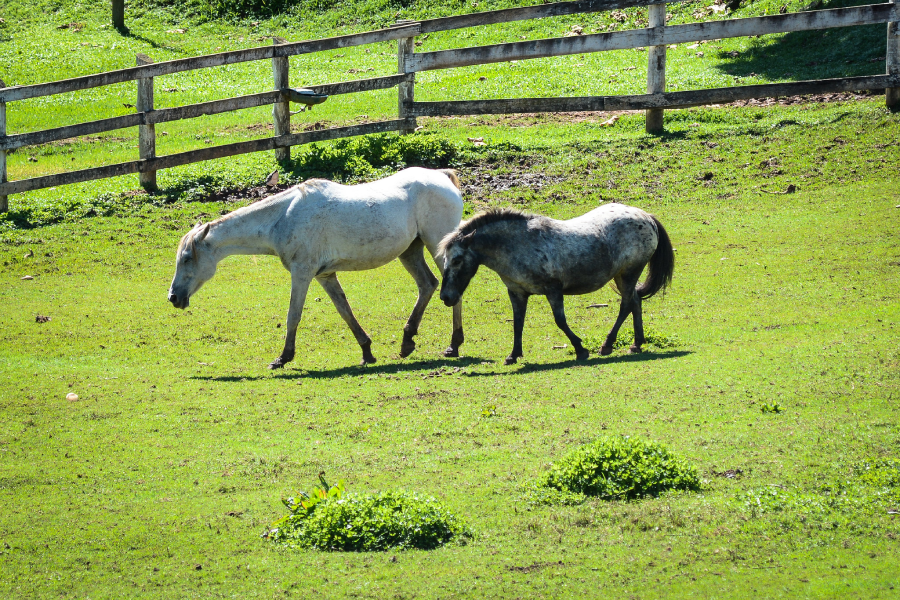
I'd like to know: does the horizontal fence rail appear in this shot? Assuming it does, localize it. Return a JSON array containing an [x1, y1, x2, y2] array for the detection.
[[408, 74, 900, 115], [1, 0, 898, 212], [408, 4, 900, 71], [411, 0, 683, 34]]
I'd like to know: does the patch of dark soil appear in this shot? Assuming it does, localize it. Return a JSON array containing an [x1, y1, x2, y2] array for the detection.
[[713, 468, 745, 479], [460, 165, 566, 204]]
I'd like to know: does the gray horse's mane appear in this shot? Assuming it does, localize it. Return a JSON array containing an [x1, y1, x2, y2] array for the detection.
[[439, 207, 532, 253]]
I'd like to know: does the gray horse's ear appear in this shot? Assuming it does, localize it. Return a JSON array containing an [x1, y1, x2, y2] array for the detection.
[[196, 223, 211, 242], [460, 230, 476, 248]]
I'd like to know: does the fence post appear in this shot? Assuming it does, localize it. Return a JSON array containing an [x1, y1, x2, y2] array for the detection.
[[397, 33, 417, 135], [888, 0, 900, 111], [272, 37, 291, 164], [136, 54, 157, 191], [646, 4, 667, 133], [0, 79, 7, 214], [112, 0, 125, 30]]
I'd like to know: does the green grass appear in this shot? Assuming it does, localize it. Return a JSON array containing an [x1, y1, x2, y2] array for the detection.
[[1, 0, 900, 596], [1, 98, 899, 596], [0, 0, 891, 188]]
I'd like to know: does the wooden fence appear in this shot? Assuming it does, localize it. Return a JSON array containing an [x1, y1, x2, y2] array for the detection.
[[1, 0, 898, 212]]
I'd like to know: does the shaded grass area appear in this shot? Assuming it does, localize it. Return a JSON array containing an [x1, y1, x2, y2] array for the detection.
[[0, 107, 898, 596]]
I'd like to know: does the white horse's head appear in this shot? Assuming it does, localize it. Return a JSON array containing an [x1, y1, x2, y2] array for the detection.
[[168, 222, 217, 309]]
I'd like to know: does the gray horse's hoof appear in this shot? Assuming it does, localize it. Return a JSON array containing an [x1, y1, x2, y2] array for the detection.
[[629, 345, 643, 354], [268, 359, 285, 370], [575, 349, 590, 361], [504, 355, 518, 365], [599, 345, 613, 356], [443, 346, 459, 358]]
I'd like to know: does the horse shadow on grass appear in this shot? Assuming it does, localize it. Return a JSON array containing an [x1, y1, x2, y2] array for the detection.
[[461, 349, 692, 377], [194, 355, 492, 382], [192, 350, 690, 382]]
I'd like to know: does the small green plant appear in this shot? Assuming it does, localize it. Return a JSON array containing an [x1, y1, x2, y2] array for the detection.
[[539, 436, 701, 501], [760, 402, 783, 414], [574, 327, 681, 355], [266, 474, 472, 551], [481, 405, 497, 418], [854, 458, 900, 491], [520, 480, 586, 507], [275, 471, 345, 523]]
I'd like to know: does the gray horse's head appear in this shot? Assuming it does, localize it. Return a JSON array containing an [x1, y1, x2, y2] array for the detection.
[[439, 230, 480, 307], [168, 222, 216, 309]]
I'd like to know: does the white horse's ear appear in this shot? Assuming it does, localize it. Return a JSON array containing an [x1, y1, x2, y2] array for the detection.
[[196, 223, 211, 242], [196, 219, 203, 227], [460, 230, 476, 248]]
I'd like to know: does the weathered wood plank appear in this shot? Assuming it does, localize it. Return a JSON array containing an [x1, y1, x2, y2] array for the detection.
[[0, 92, 285, 151], [888, 0, 900, 109], [0, 24, 420, 103], [415, 0, 682, 33], [136, 53, 156, 190], [0, 119, 414, 196], [397, 36, 417, 135], [407, 74, 900, 115], [0, 79, 6, 213], [645, 3, 667, 132], [112, 0, 125, 30], [272, 38, 291, 163], [408, 3, 900, 71], [305, 73, 411, 96]]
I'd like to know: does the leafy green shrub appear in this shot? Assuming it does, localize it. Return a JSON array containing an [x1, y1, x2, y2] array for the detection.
[[266, 474, 472, 551], [541, 436, 701, 501], [573, 326, 681, 355], [292, 133, 460, 181]]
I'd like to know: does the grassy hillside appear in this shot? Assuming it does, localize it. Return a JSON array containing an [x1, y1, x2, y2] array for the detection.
[[0, 1, 899, 596], [0, 0, 891, 214]]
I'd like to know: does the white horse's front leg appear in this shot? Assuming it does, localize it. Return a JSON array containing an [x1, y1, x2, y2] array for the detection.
[[269, 272, 313, 370]]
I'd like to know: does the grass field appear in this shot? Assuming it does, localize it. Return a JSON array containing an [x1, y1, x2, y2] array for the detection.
[[2, 0, 900, 596], [2, 92, 900, 596]]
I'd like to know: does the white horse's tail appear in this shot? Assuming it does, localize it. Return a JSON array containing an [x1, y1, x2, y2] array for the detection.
[[438, 169, 461, 190]]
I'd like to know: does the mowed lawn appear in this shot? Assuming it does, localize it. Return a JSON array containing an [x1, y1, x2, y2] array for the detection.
[[0, 160, 898, 596]]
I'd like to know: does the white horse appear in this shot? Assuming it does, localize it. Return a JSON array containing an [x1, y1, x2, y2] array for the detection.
[[168, 167, 465, 369]]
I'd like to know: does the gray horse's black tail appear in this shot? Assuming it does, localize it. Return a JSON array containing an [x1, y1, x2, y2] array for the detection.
[[636, 215, 674, 300]]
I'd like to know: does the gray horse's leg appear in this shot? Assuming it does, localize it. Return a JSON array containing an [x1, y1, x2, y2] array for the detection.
[[546, 291, 589, 360], [270, 273, 313, 369], [444, 301, 464, 358], [505, 290, 530, 365], [317, 273, 376, 365], [630, 295, 645, 353], [397, 238, 439, 358], [600, 271, 641, 356]]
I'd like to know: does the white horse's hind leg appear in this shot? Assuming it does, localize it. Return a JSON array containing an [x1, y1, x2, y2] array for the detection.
[[398, 239, 438, 358], [270, 273, 313, 369], [317, 273, 377, 365]]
